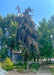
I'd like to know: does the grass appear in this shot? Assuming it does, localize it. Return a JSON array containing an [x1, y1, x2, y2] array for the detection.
[[32, 59, 42, 62], [48, 64, 54, 75], [49, 68, 54, 75], [13, 62, 40, 73]]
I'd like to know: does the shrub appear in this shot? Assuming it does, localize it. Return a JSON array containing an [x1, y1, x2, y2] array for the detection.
[[46, 60, 50, 64], [29, 63, 40, 70], [0, 63, 4, 68], [23, 64, 27, 69], [13, 63, 19, 66], [17, 61, 23, 66], [17, 69, 24, 73], [4, 58, 14, 71], [13, 61, 23, 66]]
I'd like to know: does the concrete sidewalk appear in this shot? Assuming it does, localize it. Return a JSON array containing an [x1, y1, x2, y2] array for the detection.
[[37, 65, 51, 75]]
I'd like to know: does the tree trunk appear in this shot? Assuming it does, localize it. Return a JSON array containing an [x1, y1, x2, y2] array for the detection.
[[10, 47, 12, 60], [27, 62, 29, 70], [37, 57, 39, 62], [50, 57, 51, 64], [34, 58, 36, 62], [1, 47, 3, 62], [47, 57, 48, 61]]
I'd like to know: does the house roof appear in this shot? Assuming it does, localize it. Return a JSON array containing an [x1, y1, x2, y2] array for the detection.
[[8, 48, 22, 54], [12, 49, 22, 54]]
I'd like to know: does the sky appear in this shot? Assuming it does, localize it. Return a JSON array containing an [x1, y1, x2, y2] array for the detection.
[[0, 0, 54, 25]]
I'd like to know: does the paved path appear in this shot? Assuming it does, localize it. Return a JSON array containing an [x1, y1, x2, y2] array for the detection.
[[5, 69, 36, 75], [37, 65, 51, 75]]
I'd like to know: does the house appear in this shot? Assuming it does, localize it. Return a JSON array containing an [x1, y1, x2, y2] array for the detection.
[[8, 49, 22, 62]]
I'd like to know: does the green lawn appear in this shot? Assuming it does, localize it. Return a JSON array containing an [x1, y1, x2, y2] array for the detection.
[[48, 64, 54, 75], [49, 68, 54, 75]]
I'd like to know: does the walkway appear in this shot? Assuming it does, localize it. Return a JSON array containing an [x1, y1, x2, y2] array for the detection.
[[5, 69, 36, 75], [37, 65, 51, 75]]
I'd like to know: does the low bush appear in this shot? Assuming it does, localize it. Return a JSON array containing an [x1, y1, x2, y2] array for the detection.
[[17, 61, 23, 66], [23, 64, 27, 69], [0, 63, 4, 68], [17, 69, 24, 73], [46, 60, 50, 64], [13, 63, 19, 66], [29, 63, 40, 70], [4, 58, 14, 71], [13, 61, 23, 66]]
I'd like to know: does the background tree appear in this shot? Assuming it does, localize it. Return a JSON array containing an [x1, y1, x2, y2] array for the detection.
[[38, 19, 53, 63], [5, 18, 18, 59], [16, 7, 38, 62]]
